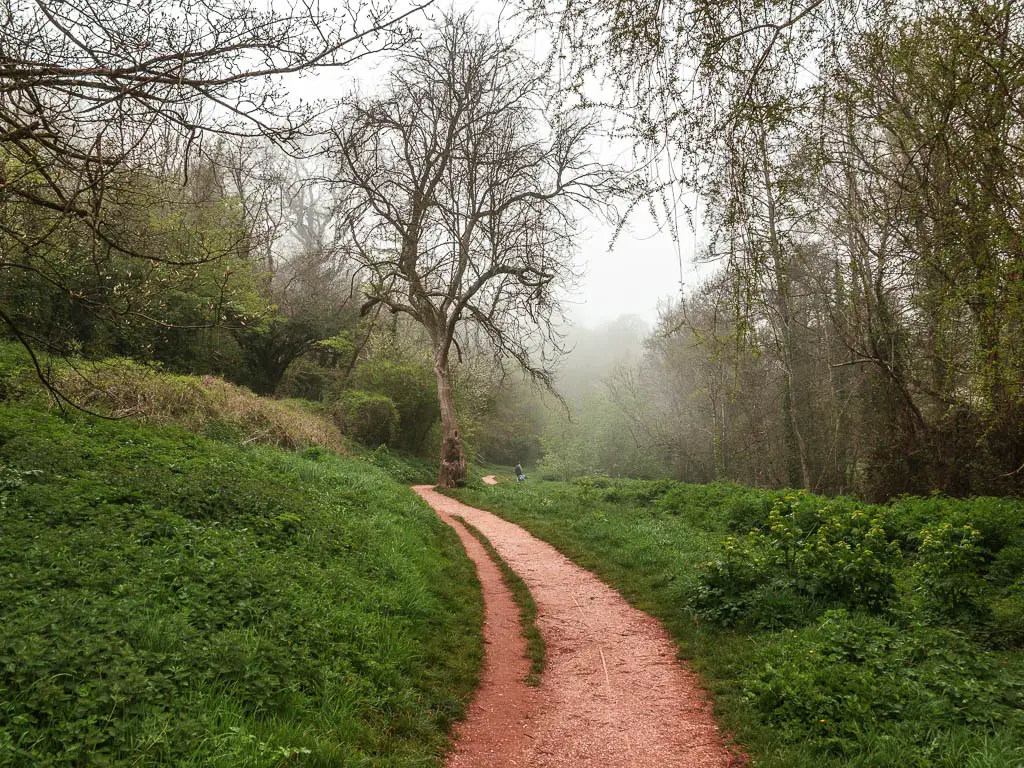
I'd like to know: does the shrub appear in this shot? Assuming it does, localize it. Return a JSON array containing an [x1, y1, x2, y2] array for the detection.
[[330, 389, 400, 447], [276, 356, 347, 401], [991, 545, 1024, 586], [653, 481, 747, 529], [797, 505, 901, 610], [720, 489, 777, 532], [601, 478, 674, 505], [989, 586, 1024, 648], [911, 521, 988, 621], [350, 358, 439, 452], [688, 535, 827, 629], [0, 343, 43, 402], [689, 494, 901, 628]]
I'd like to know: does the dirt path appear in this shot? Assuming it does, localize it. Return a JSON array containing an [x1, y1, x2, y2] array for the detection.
[[481, 475, 498, 485], [414, 485, 741, 768]]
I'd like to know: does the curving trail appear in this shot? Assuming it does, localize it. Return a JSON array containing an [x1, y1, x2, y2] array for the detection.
[[414, 485, 742, 768], [481, 475, 498, 485]]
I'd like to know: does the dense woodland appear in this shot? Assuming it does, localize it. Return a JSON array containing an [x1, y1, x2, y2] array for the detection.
[[537, 0, 1024, 501], [2, 0, 1022, 498]]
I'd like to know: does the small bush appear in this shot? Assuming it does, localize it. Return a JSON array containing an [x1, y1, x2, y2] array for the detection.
[[720, 489, 777, 532], [989, 587, 1024, 648], [991, 545, 1024, 586], [329, 389, 400, 447], [911, 521, 988, 621], [601, 478, 674, 505], [276, 357, 347, 401], [652, 481, 746, 529], [350, 358, 439, 452], [689, 494, 901, 628]]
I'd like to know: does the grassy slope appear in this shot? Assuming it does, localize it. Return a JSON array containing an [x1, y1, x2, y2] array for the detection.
[[451, 479, 1024, 768], [0, 404, 482, 767], [0, 343, 350, 455]]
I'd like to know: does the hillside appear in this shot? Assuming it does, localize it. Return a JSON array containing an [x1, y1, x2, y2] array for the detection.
[[0, 403, 480, 766]]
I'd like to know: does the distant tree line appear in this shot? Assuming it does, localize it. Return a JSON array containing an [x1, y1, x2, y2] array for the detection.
[[534, 0, 1024, 500]]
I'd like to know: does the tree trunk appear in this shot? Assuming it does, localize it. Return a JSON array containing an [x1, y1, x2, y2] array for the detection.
[[758, 134, 812, 491], [434, 351, 467, 488]]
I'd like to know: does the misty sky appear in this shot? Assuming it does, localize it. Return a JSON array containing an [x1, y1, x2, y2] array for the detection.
[[296, 0, 713, 328], [566, 208, 708, 328]]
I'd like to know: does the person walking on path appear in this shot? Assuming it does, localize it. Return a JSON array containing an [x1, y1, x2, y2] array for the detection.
[[515, 462, 526, 482]]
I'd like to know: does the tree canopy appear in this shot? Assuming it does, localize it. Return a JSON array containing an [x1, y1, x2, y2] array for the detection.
[[328, 11, 627, 485]]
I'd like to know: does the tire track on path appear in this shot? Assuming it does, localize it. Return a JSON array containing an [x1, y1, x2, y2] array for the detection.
[[414, 485, 741, 768]]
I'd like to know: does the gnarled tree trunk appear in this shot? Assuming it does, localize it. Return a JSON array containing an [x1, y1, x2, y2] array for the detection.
[[434, 351, 467, 488]]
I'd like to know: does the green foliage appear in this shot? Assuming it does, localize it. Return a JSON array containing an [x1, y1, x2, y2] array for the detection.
[[363, 445, 437, 485], [0, 343, 43, 402], [350, 358, 439, 453], [743, 610, 1024, 762], [0, 405, 481, 766], [912, 522, 987, 621], [690, 494, 901, 628], [329, 389, 400, 447], [990, 589, 1024, 649], [600, 478, 674, 505], [450, 478, 1024, 768], [0, 155, 265, 375]]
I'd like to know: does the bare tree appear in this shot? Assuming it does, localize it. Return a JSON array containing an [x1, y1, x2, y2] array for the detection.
[[0, 0, 425, 399], [328, 12, 626, 486]]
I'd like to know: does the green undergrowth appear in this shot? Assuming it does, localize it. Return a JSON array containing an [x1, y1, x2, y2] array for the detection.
[[361, 445, 437, 486], [0, 404, 483, 767], [452, 515, 545, 686], [450, 479, 1024, 768]]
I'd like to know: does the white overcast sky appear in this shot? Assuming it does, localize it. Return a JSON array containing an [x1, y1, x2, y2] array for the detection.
[[294, 0, 713, 327]]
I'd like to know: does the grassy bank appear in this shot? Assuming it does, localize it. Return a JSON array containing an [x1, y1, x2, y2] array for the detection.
[[0, 404, 482, 767], [0, 343, 350, 455], [450, 479, 1024, 768]]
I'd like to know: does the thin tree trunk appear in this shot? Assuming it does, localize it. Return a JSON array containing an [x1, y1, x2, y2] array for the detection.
[[759, 134, 812, 489], [434, 350, 467, 488]]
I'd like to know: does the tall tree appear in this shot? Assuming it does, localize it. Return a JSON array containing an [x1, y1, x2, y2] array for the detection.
[[0, 0, 424, 399], [329, 12, 625, 486]]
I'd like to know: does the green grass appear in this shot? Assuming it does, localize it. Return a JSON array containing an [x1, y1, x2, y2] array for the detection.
[[0, 404, 483, 767], [449, 478, 1024, 768], [361, 444, 438, 485], [452, 515, 545, 686]]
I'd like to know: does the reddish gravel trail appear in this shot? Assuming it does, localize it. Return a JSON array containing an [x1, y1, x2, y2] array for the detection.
[[414, 485, 740, 768]]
